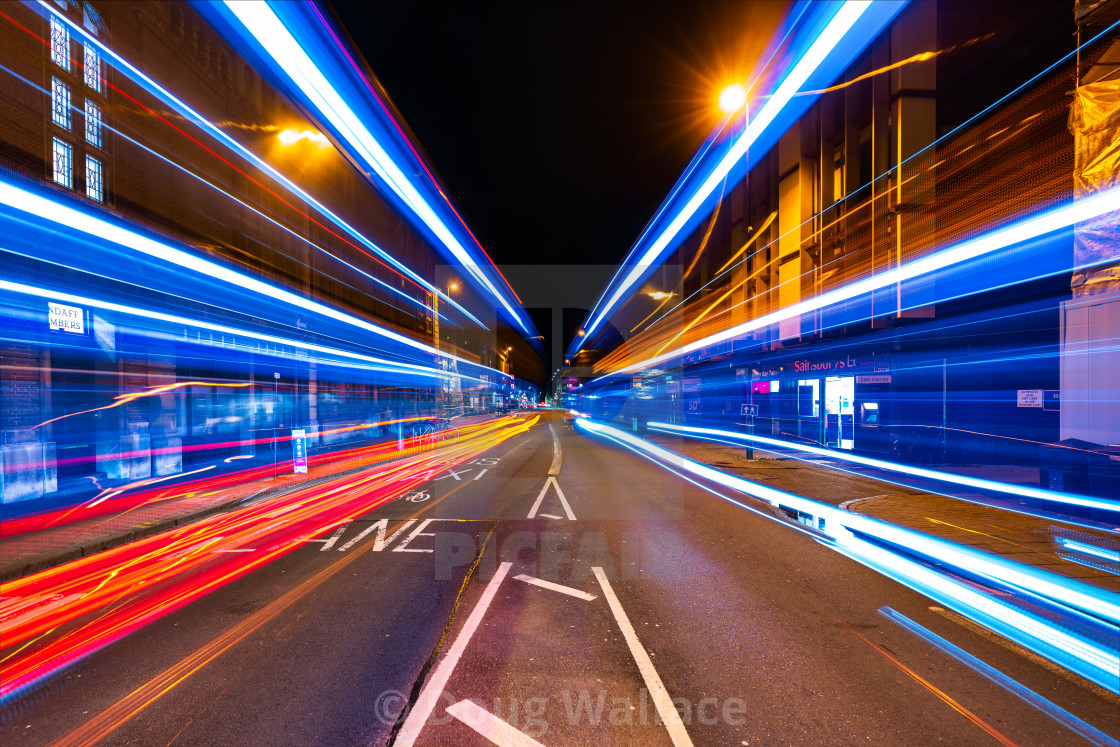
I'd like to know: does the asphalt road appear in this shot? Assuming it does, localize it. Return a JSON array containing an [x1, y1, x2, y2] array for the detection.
[[2, 411, 1117, 746]]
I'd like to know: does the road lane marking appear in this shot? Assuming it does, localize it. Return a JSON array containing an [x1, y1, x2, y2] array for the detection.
[[539, 513, 563, 520], [474, 468, 489, 480], [548, 423, 562, 476], [591, 566, 692, 747], [445, 699, 546, 747], [394, 519, 436, 553], [396, 562, 513, 745], [339, 519, 416, 552], [526, 476, 575, 520], [302, 521, 351, 551], [881, 607, 1119, 747], [513, 574, 596, 601], [434, 468, 471, 481]]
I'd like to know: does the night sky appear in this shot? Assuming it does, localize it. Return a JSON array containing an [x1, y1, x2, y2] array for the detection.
[[328, 1, 788, 269]]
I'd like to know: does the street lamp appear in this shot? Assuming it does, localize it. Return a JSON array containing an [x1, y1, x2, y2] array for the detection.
[[277, 129, 330, 147], [718, 83, 747, 114], [647, 291, 675, 300]]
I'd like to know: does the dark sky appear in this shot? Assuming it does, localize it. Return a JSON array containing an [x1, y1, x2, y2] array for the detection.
[[328, 1, 788, 269]]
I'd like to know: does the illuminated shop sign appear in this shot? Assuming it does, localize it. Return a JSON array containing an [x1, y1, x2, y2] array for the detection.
[[792, 356, 889, 374], [48, 302, 85, 333]]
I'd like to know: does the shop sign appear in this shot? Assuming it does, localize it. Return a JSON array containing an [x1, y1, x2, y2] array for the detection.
[[856, 374, 891, 384], [1016, 389, 1043, 408], [48, 302, 84, 333], [682, 377, 701, 393], [793, 355, 889, 374], [292, 428, 308, 473]]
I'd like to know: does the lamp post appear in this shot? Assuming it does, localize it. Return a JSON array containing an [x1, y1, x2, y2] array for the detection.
[[720, 84, 753, 459]]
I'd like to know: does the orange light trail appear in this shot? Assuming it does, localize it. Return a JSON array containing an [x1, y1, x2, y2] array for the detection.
[[0, 416, 538, 701]]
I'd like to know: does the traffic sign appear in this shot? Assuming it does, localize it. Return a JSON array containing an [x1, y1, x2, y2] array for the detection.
[[742, 404, 758, 417]]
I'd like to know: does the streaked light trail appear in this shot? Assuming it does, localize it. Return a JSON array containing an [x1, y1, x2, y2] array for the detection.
[[647, 422, 1120, 515], [218, 0, 531, 335], [576, 418, 1120, 693], [594, 185, 1120, 378], [577, 0, 882, 345]]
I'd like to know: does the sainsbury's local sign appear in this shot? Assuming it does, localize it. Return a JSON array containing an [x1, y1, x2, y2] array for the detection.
[[48, 302, 84, 334]]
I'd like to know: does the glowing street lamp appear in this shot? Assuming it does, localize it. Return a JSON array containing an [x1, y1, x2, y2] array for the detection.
[[718, 83, 747, 114], [277, 128, 330, 147], [647, 291, 675, 300]]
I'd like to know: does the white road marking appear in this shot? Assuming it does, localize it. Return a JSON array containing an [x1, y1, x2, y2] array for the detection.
[[592, 566, 693, 747], [304, 521, 351, 551], [548, 423, 562, 476], [393, 519, 436, 552], [526, 476, 575, 520], [434, 468, 471, 481], [539, 513, 563, 520], [339, 519, 416, 552], [514, 574, 596, 601], [445, 699, 546, 747], [473, 468, 489, 480], [396, 562, 513, 745]]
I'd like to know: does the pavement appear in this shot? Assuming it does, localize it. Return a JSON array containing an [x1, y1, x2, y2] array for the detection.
[[2, 410, 1118, 746]]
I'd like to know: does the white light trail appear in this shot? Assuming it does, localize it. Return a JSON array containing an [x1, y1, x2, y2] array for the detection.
[[581, 0, 875, 341], [221, 1, 529, 333], [599, 186, 1120, 378]]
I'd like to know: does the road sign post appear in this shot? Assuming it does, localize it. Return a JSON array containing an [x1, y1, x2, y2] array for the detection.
[[742, 403, 758, 460]]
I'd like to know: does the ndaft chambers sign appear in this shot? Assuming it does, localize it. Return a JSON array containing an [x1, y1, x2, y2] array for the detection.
[[48, 302, 85, 334]]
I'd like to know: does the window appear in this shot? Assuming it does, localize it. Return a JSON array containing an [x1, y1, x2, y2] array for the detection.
[[51, 16, 69, 70], [84, 99, 101, 147], [51, 77, 70, 129], [85, 155, 103, 202], [52, 138, 72, 188], [83, 44, 101, 92]]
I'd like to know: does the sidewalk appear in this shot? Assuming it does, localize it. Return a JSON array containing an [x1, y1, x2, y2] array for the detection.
[[0, 412, 509, 583], [640, 429, 1120, 594]]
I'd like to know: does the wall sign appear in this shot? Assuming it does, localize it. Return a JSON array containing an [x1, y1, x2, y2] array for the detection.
[[48, 302, 84, 333], [1016, 389, 1043, 408]]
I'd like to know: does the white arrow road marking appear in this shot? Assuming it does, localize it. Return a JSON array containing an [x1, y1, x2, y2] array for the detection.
[[593, 566, 693, 747], [526, 476, 575, 520], [396, 562, 513, 745], [445, 699, 546, 747], [513, 574, 596, 601]]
